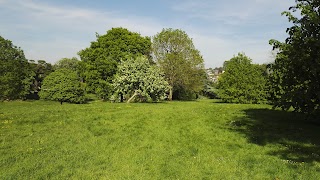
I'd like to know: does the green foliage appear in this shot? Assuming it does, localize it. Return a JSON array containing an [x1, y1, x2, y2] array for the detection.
[[112, 56, 170, 102], [218, 53, 268, 104], [269, 0, 320, 115], [1, 100, 319, 179], [28, 60, 54, 98], [0, 36, 34, 100], [78, 27, 152, 99], [202, 82, 219, 99], [54, 57, 79, 71], [39, 69, 86, 104], [152, 28, 206, 100]]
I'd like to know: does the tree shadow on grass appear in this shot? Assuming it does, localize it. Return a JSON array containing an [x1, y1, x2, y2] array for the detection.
[[229, 108, 320, 163]]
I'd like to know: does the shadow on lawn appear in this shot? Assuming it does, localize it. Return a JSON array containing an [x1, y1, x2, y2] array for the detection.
[[230, 108, 320, 163]]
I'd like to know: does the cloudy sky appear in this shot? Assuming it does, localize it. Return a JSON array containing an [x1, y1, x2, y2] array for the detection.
[[0, 0, 294, 68]]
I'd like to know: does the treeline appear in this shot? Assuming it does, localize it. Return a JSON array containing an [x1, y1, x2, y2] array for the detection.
[[1, 28, 205, 103], [1, 0, 319, 115], [216, 0, 320, 116]]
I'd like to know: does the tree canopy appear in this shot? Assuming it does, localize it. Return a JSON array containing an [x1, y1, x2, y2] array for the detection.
[[112, 56, 170, 103], [28, 60, 54, 99], [269, 0, 320, 114], [152, 28, 205, 100], [218, 53, 268, 104], [0, 36, 34, 100], [39, 69, 86, 104], [78, 27, 152, 99], [54, 57, 79, 71]]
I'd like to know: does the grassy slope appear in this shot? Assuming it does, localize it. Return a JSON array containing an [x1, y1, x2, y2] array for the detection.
[[0, 100, 319, 179]]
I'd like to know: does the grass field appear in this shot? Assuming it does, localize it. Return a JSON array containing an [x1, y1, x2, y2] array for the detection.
[[1, 100, 320, 179]]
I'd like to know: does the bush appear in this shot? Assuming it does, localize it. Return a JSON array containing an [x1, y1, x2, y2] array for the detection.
[[39, 69, 86, 104], [218, 53, 268, 104]]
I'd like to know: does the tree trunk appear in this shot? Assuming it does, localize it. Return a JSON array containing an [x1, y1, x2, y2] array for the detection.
[[120, 92, 123, 103], [168, 88, 173, 101], [60, 101, 63, 105], [127, 91, 138, 103]]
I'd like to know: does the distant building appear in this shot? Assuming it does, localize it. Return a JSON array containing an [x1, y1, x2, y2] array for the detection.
[[206, 67, 224, 83]]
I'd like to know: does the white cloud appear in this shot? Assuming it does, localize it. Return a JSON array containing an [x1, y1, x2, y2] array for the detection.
[[0, 0, 294, 67], [189, 33, 274, 68], [0, 0, 163, 63], [172, 0, 293, 23], [171, 0, 295, 37], [169, 0, 293, 66]]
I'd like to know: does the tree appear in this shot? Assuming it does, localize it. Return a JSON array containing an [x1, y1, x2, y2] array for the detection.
[[202, 82, 219, 99], [202, 77, 219, 99], [54, 57, 79, 71], [269, 0, 320, 115], [218, 53, 268, 104], [39, 69, 86, 104], [112, 56, 170, 103], [28, 60, 54, 99], [0, 36, 34, 100], [78, 27, 152, 99], [152, 28, 205, 100]]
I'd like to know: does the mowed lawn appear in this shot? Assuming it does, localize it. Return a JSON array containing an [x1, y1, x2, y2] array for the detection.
[[0, 100, 320, 179]]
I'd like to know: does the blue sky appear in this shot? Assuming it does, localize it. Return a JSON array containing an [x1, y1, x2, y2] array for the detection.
[[0, 0, 294, 68]]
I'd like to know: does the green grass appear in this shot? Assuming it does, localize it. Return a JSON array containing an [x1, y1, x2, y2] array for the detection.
[[0, 99, 319, 179]]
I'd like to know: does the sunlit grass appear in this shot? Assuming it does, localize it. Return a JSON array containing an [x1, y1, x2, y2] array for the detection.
[[0, 100, 319, 179]]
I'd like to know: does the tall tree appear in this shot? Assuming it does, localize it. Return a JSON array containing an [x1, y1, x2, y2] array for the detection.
[[152, 28, 205, 100], [78, 27, 152, 99], [269, 0, 320, 115], [112, 56, 170, 103], [0, 36, 34, 100], [218, 53, 268, 104]]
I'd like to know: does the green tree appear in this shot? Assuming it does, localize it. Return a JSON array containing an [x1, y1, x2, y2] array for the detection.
[[39, 69, 86, 104], [152, 28, 205, 100], [202, 78, 219, 99], [78, 27, 152, 99], [112, 56, 170, 103], [269, 0, 320, 115], [0, 36, 34, 100], [28, 60, 54, 99], [218, 53, 268, 104], [54, 57, 79, 71]]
